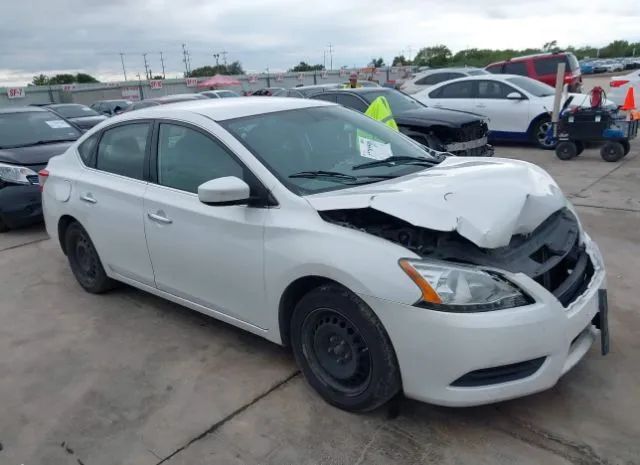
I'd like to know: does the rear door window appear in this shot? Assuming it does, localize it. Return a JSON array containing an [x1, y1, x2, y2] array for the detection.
[[503, 62, 528, 76], [311, 93, 337, 103], [485, 64, 504, 74], [416, 72, 454, 85], [477, 81, 516, 99], [437, 81, 475, 98], [534, 56, 568, 75], [96, 123, 150, 180], [335, 94, 368, 112]]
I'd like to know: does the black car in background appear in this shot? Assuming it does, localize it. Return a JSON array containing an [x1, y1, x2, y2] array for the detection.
[[90, 99, 133, 116], [45, 103, 107, 130], [0, 107, 82, 231], [310, 88, 493, 157]]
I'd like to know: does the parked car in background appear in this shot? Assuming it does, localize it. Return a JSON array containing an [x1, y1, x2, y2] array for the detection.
[[41, 98, 608, 412], [0, 106, 82, 231], [45, 104, 107, 130], [400, 67, 488, 94], [609, 69, 640, 106], [273, 84, 342, 98], [90, 99, 133, 116], [249, 87, 285, 96], [599, 59, 625, 73], [344, 80, 381, 88], [485, 52, 582, 92], [311, 87, 493, 156], [199, 90, 241, 99], [123, 100, 162, 112], [579, 61, 594, 74], [415, 74, 613, 149]]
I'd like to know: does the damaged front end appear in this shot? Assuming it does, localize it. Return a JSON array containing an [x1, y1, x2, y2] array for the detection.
[[400, 120, 493, 157], [320, 207, 593, 307]]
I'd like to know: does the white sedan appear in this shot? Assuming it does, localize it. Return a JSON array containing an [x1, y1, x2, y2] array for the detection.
[[609, 69, 640, 106], [414, 74, 606, 149], [41, 98, 608, 411]]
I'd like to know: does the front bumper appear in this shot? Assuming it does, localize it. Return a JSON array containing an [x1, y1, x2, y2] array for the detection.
[[446, 139, 494, 157], [0, 183, 43, 229], [359, 239, 606, 407]]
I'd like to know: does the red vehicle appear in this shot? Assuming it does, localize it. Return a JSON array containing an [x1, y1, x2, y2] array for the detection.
[[485, 52, 582, 92]]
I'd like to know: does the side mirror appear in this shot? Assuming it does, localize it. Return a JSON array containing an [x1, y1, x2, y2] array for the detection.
[[198, 176, 250, 206], [506, 92, 525, 100]]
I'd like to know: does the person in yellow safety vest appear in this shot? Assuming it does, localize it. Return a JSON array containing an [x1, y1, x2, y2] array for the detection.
[[344, 72, 363, 89], [364, 96, 399, 131]]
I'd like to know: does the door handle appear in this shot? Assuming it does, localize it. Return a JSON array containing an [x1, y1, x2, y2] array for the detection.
[[147, 212, 173, 224], [80, 193, 97, 204]]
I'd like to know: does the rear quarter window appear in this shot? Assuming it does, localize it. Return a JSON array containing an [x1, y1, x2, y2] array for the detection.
[[485, 64, 504, 74], [77, 134, 99, 167]]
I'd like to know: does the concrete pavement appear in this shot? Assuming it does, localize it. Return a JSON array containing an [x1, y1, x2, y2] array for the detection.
[[0, 143, 638, 465]]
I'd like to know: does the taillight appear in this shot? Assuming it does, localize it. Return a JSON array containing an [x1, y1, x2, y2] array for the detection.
[[610, 80, 629, 88], [38, 169, 49, 192]]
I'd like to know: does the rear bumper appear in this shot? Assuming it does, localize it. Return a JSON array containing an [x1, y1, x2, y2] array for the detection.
[[0, 184, 43, 228]]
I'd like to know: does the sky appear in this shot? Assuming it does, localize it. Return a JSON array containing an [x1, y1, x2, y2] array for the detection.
[[1, 0, 639, 86]]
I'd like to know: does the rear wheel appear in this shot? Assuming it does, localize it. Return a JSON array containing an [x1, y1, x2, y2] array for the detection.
[[600, 142, 625, 162], [555, 141, 577, 160], [290, 284, 401, 412], [65, 222, 115, 293], [531, 117, 556, 150]]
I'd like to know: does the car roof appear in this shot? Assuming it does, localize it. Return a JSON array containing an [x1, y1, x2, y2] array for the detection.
[[0, 106, 49, 114], [110, 96, 333, 122]]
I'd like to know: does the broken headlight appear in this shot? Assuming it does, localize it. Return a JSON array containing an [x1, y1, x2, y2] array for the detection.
[[399, 259, 532, 312]]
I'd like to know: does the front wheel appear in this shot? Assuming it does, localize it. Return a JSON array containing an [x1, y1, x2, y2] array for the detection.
[[65, 222, 115, 293], [290, 284, 401, 412], [555, 141, 577, 160], [531, 117, 556, 150]]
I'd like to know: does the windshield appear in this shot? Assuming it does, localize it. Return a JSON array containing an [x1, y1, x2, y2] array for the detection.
[[222, 106, 438, 195], [51, 104, 100, 118], [364, 91, 424, 113], [0, 111, 81, 148], [506, 76, 555, 97]]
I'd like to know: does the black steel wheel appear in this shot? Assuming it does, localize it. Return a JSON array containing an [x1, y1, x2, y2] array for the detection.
[[65, 222, 114, 293], [555, 141, 578, 160], [600, 141, 625, 162], [290, 284, 401, 412]]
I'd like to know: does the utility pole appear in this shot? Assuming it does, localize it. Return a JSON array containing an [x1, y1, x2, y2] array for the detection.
[[323, 50, 326, 69], [327, 43, 334, 70], [406, 45, 413, 61], [182, 43, 191, 76], [213, 53, 220, 67], [265, 67, 271, 87], [119, 53, 128, 81], [159, 51, 166, 79], [143, 53, 150, 80], [221, 51, 228, 66]]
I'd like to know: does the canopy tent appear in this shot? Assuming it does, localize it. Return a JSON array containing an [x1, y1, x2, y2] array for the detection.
[[197, 75, 242, 88]]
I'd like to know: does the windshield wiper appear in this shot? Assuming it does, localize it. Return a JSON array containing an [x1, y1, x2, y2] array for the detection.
[[288, 170, 395, 182], [352, 155, 437, 171], [2, 139, 78, 149]]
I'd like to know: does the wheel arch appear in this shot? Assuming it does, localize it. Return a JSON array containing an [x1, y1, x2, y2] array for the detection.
[[57, 214, 81, 255], [278, 275, 348, 347], [527, 112, 551, 136]]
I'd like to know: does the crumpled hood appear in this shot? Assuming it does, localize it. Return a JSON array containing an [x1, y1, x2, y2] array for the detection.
[[395, 107, 483, 128], [306, 157, 567, 249]]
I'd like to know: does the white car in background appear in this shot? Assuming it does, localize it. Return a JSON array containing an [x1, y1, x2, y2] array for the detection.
[[41, 98, 608, 412], [609, 69, 640, 106], [400, 67, 489, 95], [414, 74, 613, 149]]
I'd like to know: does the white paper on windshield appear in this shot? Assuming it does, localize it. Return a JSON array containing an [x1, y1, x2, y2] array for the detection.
[[46, 120, 72, 129], [358, 136, 393, 160], [81, 107, 92, 112]]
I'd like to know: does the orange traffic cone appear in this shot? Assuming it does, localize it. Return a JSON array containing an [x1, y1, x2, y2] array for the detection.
[[621, 86, 636, 111]]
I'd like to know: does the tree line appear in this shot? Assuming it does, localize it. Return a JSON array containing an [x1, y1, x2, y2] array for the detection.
[[391, 40, 640, 68]]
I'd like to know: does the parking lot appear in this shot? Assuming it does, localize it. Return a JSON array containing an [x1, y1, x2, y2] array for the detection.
[[0, 142, 638, 465]]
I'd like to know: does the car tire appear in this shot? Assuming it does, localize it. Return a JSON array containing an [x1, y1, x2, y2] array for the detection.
[[621, 140, 631, 156], [65, 222, 115, 293], [600, 142, 625, 162], [555, 141, 578, 160], [531, 116, 556, 150], [290, 284, 401, 412]]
